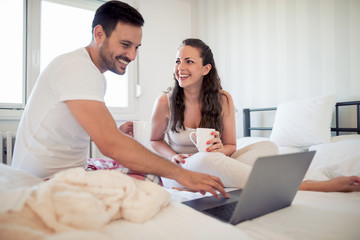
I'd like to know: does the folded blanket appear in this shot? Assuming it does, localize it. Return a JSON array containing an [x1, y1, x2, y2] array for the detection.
[[0, 167, 170, 239]]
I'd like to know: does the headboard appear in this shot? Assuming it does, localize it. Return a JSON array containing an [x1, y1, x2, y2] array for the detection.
[[243, 101, 360, 137]]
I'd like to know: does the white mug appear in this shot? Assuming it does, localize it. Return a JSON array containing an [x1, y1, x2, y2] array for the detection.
[[189, 128, 215, 152], [133, 121, 152, 147]]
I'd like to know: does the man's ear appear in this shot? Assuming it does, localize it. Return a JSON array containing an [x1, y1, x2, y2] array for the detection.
[[93, 25, 106, 45], [203, 64, 212, 76]]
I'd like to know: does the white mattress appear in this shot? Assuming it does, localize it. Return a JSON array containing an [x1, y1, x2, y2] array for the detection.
[[2, 134, 360, 240], [236, 190, 360, 239], [1, 163, 360, 240], [165, 188, 360, 240]]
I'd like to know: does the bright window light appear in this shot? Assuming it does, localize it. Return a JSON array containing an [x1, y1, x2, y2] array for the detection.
[[0, 0, 24, 105], [41, 1, 128, 108]]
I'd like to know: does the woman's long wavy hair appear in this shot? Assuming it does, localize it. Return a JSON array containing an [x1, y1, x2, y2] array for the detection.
[[169, 38, 227, 135]]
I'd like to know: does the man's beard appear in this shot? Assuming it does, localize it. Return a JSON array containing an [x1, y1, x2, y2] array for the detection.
[[99, 43, 130, 75]]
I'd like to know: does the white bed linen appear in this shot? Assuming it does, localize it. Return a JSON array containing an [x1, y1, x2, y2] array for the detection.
[[236, 191, 360, 240], [166, 188, 360, 240], [102, 202, 252, 240], [236, 137, 307, 154], [0, 163, 252, 240], [1, 162, 360, 240], [2, 135, 359, 240], [309, 135, 360, 178], [237, 135, 360, 180], [162, 188, 360, 240], [0, 164, 42, 213]]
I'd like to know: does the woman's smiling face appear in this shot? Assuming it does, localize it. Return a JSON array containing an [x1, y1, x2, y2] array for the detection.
[[174, 45, 211, 89]]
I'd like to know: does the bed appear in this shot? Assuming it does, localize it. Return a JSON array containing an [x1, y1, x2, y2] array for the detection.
[[1, 95, 360, 240]]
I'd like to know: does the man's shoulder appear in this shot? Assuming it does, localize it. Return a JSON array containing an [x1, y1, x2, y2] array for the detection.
[[50, 48, 97, 73], [56, 47, 88, 62]]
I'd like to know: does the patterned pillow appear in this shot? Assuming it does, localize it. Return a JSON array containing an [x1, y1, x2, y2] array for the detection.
[[86, 158, 163, 186]]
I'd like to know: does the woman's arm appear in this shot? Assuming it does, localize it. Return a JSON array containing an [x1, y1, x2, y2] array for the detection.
[[208, 91, 237, 156], [299, 176, 360, 192], [150, 94, 192, 164], [150, 94, 178, 160]]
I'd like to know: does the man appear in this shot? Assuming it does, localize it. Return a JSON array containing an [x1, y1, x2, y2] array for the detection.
[[12, 1, 228, 198]]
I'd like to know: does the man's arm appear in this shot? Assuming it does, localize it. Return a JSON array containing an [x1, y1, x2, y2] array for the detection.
[[66, 100, 229, 198]]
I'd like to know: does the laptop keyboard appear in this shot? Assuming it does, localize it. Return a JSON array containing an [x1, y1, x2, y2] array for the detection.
[[203, 201, 238, 222]]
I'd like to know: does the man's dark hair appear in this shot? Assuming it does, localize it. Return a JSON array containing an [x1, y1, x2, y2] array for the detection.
[[92, 0, 144, 37]]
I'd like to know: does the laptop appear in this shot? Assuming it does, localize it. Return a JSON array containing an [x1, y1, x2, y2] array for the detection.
[[182, 151, 315, 225]]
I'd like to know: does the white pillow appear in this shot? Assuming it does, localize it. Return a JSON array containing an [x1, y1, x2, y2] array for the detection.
[[308, 135, 360, 178], [270, 95, 337, 148]]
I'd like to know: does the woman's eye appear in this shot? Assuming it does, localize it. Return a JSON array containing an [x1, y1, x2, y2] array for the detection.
[[187, 60, 194, 64]]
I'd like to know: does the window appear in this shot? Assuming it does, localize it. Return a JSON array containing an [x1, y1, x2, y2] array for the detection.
[[0, 0, 137, 116], [0, 0, 24, 108]]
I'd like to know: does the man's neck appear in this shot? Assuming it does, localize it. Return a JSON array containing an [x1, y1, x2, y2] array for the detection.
[[85, 44, 106, 73]]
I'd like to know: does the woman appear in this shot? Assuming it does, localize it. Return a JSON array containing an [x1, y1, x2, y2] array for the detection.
[[150, 38, 360, 192], [151, 38, 274, 188], [151, 38, 236, 162]]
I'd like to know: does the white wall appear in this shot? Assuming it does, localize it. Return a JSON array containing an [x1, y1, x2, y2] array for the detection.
[[136, 0, 193, 121], [2, 0, 359, 138], [193, 0, 360, 137]]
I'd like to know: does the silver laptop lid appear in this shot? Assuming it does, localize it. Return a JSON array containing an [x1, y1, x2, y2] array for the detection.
[[230, 151, 315, 224]]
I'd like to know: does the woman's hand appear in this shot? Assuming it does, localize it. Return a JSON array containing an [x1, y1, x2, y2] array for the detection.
[[206, 131, 224, 153], [324, 176, 360, 192], [119, 121, 134, 137], [170, 154, 191, 165], [300, 176, 360, 192]]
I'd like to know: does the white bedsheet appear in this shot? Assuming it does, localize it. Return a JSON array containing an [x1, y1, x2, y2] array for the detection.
[[236, 191, 360, 240], [132, 188, 360, 240], [1, 153, 360, 240], [236, 137, 307, 154], [102, 202, 252, 240]]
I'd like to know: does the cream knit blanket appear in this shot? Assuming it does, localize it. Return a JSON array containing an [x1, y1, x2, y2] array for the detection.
[[0, 167, 170, 239]]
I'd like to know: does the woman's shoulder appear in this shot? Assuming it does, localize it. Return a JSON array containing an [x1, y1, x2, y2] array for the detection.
[[220, 90, 234, 101], [219, 90, 235, 114], [157, 93, 169, 103], [156, 88, 172, 102], [154, 93, 170, 111], [152, 93, 171, 121]]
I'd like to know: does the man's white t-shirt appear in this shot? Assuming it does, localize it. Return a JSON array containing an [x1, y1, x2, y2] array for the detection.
[[12, 48, 106, 178]]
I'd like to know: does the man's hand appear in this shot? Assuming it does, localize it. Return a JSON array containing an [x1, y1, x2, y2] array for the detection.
[[176, 169, 229, 199], [119, 121, 134, 137]]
